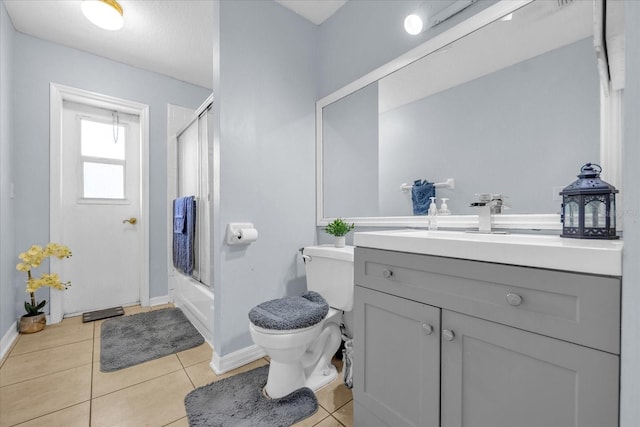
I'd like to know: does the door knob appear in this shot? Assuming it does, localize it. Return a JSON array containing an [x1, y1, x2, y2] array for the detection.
[[382, 269, 393, 278], [123, 217, 137, 224], [422, 323, 434, 335]]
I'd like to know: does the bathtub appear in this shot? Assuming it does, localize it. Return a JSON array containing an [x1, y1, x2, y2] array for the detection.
[[171, 273, 214, 344]]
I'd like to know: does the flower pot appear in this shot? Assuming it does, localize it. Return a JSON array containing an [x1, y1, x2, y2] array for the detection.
[[334, 236, 346, 248], [19, 313, 46, 334]]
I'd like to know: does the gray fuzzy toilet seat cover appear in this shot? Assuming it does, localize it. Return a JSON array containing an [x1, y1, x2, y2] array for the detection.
[[249, 291, 329, 330]]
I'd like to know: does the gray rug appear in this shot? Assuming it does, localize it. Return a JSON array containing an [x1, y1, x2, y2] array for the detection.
[[100, 307, 204, 372], [184, 365, 318, 427]]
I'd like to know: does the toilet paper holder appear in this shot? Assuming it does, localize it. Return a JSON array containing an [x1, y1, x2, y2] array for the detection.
[[225, 223, 258, 246]]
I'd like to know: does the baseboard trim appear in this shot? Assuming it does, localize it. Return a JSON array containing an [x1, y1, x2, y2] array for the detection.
[[148, 295, 170, 307], [210, 344, 266, 375], [0, 322, 19, 364]]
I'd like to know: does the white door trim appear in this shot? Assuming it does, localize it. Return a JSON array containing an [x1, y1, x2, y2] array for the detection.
[[49, 83, 150, 324]]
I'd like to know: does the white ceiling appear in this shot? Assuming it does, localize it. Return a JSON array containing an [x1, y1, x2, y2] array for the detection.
[[275, 0, 347, 25], [3, 0, 347, 91]]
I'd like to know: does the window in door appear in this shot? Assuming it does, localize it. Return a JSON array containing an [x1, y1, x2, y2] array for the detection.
[[79, 116, 128, 200]]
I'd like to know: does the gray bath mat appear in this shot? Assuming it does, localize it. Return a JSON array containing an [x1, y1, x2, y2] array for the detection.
[[184, 365, 318, 427], [100, 307, 204, 372]]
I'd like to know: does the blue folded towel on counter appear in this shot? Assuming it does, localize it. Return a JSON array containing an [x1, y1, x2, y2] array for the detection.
[[173, 196, 196, 275], [411, 179, 435, 215]]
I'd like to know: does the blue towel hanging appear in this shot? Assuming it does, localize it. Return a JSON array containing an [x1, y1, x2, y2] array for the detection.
[[173, 196, 196, 275], [411, 179, 435, 215], [173, 198, 187, 234]]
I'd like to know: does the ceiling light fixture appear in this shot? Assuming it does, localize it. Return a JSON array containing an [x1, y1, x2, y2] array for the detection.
[[404, 0, 477, 35], [404, 14, 424, 35], [81, 0, 124, 31]]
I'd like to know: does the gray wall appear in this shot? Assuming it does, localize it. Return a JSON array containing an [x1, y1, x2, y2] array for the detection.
[[323, 82, 379, 218], [213, 0, 317, 356], [379, 38, 599, 216], [0, 2, 15, 343], [621, 1, 640, 424], [10, 33, 210, 318]]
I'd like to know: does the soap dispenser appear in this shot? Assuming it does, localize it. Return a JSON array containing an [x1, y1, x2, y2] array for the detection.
[[439, 198, 451, 216], [428, 197, 438, 230]]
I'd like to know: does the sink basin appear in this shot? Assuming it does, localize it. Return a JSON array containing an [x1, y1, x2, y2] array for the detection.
[[353, 229, 623, 275]]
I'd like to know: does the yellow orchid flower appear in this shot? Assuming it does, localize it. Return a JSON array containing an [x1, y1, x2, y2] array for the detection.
[[16, 263, 30, 272], [17, 243, 72, 317]]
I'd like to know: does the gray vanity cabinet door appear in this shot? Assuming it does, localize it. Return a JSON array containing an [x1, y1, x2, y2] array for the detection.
[[354, 286, 441, 427], [440, 310, 619, 427]]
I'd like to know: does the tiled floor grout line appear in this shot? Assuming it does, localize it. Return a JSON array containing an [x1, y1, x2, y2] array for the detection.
[[7, 402, 91, 427], [182, 363, 198, 389], [166, 353, 191, 427], [90, 364, 186, 400], [0, 335, 21, 368], [4, 336, 93, 358], [0, 362, 93, 389]]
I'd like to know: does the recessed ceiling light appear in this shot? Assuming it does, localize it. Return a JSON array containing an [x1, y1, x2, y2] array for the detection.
[[81, 0, 124, 31]]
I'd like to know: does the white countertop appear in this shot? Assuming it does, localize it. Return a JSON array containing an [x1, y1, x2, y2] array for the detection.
[[353, 229, 623, 276]]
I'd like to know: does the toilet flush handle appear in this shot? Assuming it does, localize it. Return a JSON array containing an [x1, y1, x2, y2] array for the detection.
[[299, 248, 311, 263]]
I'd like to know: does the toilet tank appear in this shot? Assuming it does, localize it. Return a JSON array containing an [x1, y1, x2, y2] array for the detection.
[[303, 245, 355, 312]]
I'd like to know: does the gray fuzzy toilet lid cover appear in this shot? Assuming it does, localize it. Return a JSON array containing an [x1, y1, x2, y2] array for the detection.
[[249, 291, 329, 330]]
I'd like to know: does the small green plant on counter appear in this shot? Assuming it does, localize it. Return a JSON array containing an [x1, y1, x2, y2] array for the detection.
[[324, 218, 355, 237]]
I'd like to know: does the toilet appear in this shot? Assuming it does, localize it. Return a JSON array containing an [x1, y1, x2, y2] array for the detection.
[[248, 244, 354, 399]]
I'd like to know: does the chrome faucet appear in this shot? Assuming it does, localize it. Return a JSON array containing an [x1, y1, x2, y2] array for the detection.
[[470, 194, 506, 233]]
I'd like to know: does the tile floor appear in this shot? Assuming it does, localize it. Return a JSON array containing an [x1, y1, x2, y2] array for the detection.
[[0, 305, 353, 427]]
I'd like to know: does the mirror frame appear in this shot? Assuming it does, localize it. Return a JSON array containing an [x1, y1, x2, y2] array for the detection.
[[316, 0, 619, 230]]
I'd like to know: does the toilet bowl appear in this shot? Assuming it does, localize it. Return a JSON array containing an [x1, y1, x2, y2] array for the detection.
[[248, 245, 354, 398], [249, 307, 343, 398]]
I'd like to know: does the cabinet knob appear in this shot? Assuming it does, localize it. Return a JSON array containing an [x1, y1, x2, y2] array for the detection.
[[382, 269, 393, 279], [422, 324, 433, 335], [443, 329, 455, 341], [506, 293, 523, 307]]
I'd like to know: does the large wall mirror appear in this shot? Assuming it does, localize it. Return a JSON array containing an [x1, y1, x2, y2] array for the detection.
[[317, 0, 612, 230]]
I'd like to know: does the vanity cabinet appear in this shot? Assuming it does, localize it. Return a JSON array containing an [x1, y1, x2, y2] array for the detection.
[[353, 247, 621, 427], [440, 310, 619, 427], [354, 286, 441, 427]]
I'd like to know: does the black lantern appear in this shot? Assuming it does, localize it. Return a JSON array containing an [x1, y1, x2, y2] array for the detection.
[[560, 163, 618, 239]]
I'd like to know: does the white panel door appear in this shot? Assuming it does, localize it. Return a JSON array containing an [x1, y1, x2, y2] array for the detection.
[[60, 101, 141, 315]]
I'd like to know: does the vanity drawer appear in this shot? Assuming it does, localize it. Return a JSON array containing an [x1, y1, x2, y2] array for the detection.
[[355, 247, 621, 354]]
